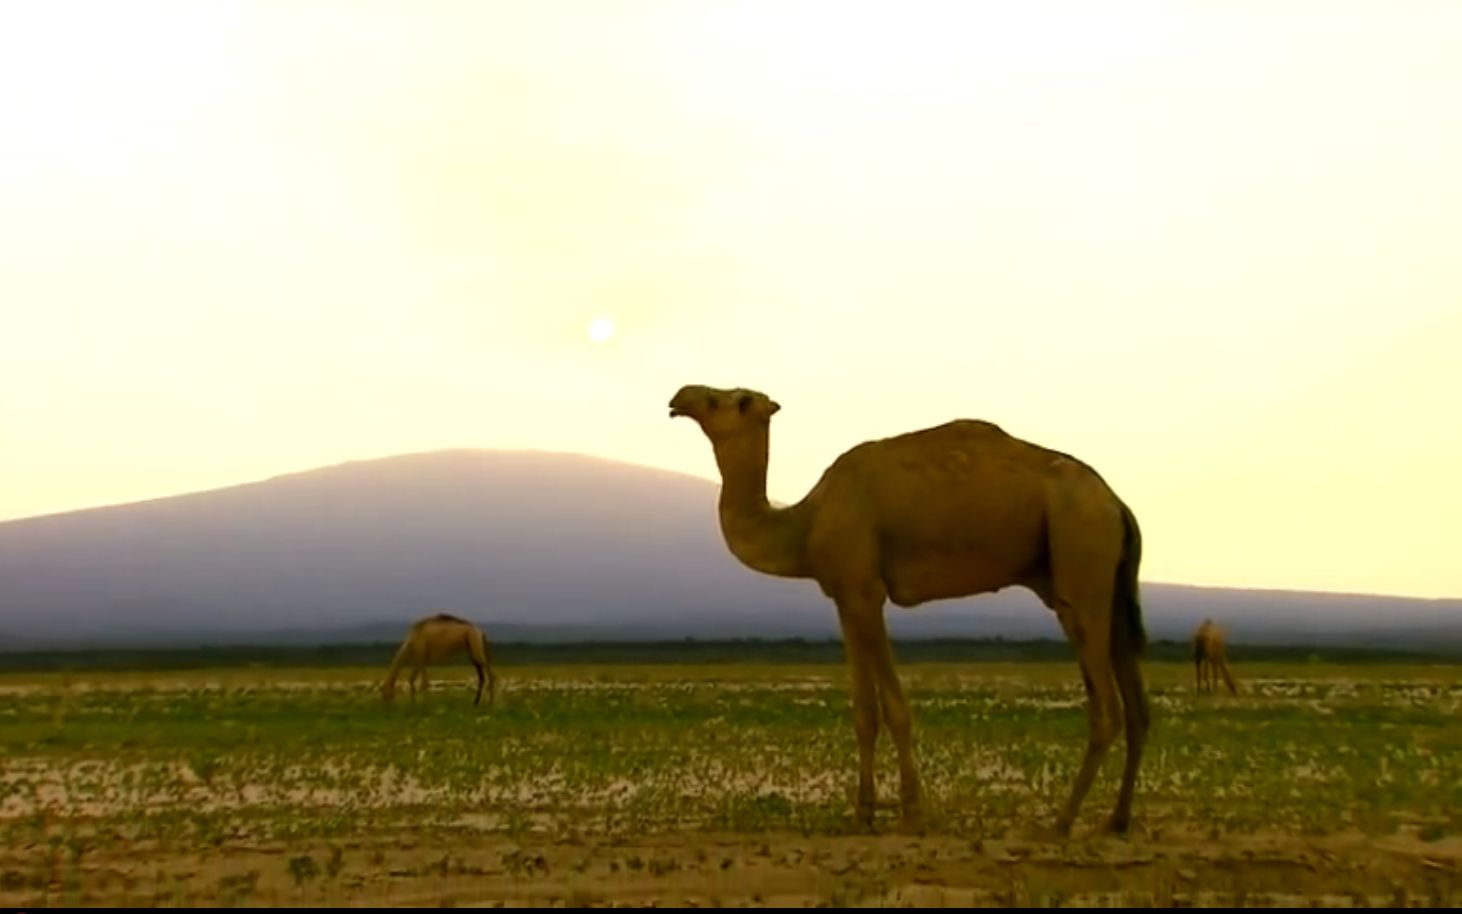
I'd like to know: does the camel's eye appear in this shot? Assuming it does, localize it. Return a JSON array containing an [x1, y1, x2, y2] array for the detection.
[[738, 394, 753, 414]]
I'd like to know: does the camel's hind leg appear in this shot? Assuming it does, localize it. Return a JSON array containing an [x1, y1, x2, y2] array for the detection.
[[472, 660, 486, 707], [468, 633, 495, 709], [1055, 619, 1122, 836], [1046, 501, 1125, 837]]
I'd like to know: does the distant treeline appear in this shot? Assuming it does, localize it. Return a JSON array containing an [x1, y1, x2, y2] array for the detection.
[[0, 637, 1456, 673]]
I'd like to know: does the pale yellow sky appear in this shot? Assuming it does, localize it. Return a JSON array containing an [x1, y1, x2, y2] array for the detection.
[[2, 1, 1459, 598]]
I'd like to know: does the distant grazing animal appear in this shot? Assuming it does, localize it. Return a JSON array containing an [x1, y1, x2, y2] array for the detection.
[[669, 383, 1148, 838], [1192, 618, 1237, 695], [380, 613, 497, 707]]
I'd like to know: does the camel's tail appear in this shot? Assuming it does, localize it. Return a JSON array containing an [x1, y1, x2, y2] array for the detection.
[[1111, 499, 1147, 658]]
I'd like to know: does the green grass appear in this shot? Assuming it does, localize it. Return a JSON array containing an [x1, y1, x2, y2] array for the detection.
[[1, 660, 1457, 851], [3, 659, 1459, 906]]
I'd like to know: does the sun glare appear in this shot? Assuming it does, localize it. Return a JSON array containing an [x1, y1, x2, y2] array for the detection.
[[587, 316, 616, 344]]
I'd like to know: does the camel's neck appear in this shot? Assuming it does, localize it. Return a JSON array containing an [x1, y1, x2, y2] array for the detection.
[[711, 429, 810, 579], [383, 641, 409, 684]]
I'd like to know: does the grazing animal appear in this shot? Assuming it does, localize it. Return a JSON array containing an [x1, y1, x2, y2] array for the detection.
[[381, 613, 497, 708], [1193, 618, 1238, 695], [669, 384, 1148, 836]]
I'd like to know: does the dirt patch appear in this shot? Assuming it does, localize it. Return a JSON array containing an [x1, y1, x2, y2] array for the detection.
[[1, 827, 1456, 907]]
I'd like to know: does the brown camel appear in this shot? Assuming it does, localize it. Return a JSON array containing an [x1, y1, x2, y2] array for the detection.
[[1192, 618, 1238, 695], [669, 384, 1149, 837], [380, 613, 497, 708]]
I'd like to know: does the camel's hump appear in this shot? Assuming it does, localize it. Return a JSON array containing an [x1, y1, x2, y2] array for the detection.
[[852, 418, 1103, 476], [872, 418, 1013, 447]]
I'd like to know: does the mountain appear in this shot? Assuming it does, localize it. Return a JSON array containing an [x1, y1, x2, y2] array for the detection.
[[1, 449, 1458, 651]]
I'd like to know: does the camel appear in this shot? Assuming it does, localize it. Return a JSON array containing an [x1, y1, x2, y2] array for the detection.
[[380, 613, 497, 708], [1192, 618, 1238, 695], [669, 384, 1149, 837]]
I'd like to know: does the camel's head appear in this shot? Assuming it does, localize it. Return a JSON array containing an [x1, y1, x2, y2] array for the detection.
[[380, 680, 396, 704], [668, 384, 781, 441]]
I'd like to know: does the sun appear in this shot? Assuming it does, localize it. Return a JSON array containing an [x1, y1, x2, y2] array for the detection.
[[587, 316, 616, 344]]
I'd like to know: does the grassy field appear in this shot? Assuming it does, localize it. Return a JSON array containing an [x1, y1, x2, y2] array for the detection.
[[1, 657, 1458, 906]]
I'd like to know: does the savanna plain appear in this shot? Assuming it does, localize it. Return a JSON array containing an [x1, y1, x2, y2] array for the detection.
[[1, 652, 1458, 907]]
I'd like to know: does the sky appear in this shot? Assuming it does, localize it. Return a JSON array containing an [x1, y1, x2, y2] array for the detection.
[[2, 1, 1459, 599]]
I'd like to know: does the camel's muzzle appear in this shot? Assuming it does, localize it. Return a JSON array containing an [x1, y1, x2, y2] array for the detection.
[[668, 385, 706, 418]]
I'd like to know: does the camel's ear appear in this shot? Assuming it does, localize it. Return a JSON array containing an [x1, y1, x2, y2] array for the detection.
[[768, 399, 780, 416]]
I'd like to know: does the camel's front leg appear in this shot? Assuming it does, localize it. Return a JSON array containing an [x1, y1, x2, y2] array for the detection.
[[1219, 658, 1238, 696], [865, 615, 922, 830], [837, 605, 880, 832]]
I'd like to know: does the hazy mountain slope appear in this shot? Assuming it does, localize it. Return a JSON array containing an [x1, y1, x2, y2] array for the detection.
[[0, 450, 817, 643], [0, 449, 1457, 650]]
